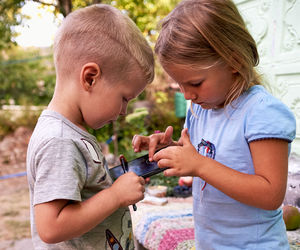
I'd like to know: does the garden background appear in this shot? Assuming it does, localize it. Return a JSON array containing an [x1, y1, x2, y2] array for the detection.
[[0, 0, 299, 249]]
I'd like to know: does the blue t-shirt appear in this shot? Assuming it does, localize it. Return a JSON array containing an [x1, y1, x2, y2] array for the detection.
[[185, 85, 296, 249]]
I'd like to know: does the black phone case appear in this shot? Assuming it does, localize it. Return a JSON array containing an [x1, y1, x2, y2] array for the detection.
[[109, 153, 167, 180]]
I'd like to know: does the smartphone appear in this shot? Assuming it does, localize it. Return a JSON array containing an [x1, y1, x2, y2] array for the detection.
[[109, 153, 168, 181]]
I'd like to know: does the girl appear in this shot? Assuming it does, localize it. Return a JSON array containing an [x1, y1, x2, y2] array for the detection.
[[132, 0, 296, 249]]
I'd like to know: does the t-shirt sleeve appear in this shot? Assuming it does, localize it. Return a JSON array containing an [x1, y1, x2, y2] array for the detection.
[[33, 137, 86, 205], [245, 95, 296, 143]]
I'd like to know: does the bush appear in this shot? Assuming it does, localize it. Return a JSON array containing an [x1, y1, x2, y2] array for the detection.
[[0, 106, 42, 139]]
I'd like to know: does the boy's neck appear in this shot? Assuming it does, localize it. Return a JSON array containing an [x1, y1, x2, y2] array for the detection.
[[48, 89, 87, 132]]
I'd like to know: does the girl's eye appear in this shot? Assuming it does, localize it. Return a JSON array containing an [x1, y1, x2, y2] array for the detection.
[[191, 81, 203, 87]]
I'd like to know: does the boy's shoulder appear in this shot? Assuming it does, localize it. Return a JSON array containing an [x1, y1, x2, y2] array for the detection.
[[29, 110, 98, 156], [32, 110, 91, 140]]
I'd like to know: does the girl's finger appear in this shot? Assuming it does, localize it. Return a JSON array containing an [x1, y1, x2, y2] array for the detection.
[[153, 146, 172, 161], [162, 126, 173, 144], [132, 135, 140, 152], [148, 135, 160, 160], [163, 168, 178, 177], [157, 158, 172, 168], [132, 135, 148, 152]]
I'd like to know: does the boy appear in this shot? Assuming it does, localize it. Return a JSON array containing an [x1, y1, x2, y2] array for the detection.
[[26, 4, 154, 250]]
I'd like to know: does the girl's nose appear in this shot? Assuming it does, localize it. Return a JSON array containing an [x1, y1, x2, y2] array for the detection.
[[179, 85, 197, 101], [183, 90, 196, 101]]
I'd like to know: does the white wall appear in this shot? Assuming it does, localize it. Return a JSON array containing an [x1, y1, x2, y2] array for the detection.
[[234, 0, 300, 155]]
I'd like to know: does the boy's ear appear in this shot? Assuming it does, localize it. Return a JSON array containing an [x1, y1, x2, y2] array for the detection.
[[80, 63, 101, 91]]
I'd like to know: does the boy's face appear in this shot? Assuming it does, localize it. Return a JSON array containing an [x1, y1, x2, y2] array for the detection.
[[81, 70, 147, 130]]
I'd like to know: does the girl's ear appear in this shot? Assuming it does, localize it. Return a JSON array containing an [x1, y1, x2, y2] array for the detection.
[[80, 63, 101, 91]]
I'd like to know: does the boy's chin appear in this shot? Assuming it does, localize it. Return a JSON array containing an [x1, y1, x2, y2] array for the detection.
[[107, 119, 117, 124]]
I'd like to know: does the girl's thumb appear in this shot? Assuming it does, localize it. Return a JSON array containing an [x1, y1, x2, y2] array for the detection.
[[181, 128, 191, 145]]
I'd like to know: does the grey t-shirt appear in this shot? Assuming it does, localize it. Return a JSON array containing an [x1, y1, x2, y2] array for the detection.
[[26, 110, 134, 250]]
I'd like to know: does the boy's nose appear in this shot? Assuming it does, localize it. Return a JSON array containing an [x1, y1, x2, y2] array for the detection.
[[120, 105, 127, 116]]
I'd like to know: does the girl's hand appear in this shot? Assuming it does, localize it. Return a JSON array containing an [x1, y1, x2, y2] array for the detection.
[[153, 128, 203, 177], [132, 126, 175, 161], [111, 172, 145, 207]]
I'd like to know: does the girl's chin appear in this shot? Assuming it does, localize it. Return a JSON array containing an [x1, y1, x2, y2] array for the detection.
[[196, 103, 212, 109], [195, 102, 223, 110]]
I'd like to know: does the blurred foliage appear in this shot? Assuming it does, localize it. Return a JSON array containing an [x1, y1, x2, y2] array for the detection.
[[110, 0, 180, 44], [0, 108, 42, 139], [0, 46, 55, 106], [0, 0, 181, 49], [147, 172, 179, 196], [0, 0, 24, 50]]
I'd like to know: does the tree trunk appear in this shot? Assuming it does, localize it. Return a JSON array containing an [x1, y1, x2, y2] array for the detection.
[[58, 0, 72, 17]]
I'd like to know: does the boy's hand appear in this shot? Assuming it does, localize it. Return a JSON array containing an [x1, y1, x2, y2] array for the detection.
[[111, 172, 145, 207], [132, 126, 175, 161], [153, 128, 202, 177]]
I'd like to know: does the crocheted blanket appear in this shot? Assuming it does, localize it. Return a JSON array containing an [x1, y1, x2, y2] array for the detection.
[[131, 197, 300, 250], [132, 197, 194, 250], [134, 209, 194, 250]]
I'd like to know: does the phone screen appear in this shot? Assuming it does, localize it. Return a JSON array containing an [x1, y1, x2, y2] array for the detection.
[[109, 154, 167, 181]]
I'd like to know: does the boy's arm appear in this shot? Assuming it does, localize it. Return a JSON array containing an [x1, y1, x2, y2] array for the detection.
[[35, 172, 145, 244]]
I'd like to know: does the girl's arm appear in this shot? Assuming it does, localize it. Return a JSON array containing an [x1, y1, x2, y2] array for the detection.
[[35, 172, 145, 243], [154, 128, 288, 210], [199, 139, 288, 210]]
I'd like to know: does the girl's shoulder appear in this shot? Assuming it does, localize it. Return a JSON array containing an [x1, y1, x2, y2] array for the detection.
[[243, 85, 296, 143], [243, 85, 278, 106], [243, 85, 292, 114]]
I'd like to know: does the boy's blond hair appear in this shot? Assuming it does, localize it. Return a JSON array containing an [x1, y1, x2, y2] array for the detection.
[[155, 0, 261, 107], [54, 4, 154, 84]]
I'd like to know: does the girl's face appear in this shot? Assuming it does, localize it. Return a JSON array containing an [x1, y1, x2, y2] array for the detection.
[[163, 62, 236, 109]]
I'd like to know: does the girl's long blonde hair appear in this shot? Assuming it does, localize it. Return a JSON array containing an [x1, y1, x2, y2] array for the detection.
[[155, 0, 261, 107]]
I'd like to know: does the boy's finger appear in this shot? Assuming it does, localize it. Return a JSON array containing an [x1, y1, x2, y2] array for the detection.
[[139, 177, 146, 185]]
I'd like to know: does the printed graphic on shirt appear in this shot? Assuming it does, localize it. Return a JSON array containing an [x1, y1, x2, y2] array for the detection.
[[106, 229, 123, 250], [197, 139, 216, 160], [81, 138, 101, 163], [197, 139, 216, 190], [81, 138, 110, 187], [105, 210, 133, 250], [120, 210, 133, 249]]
